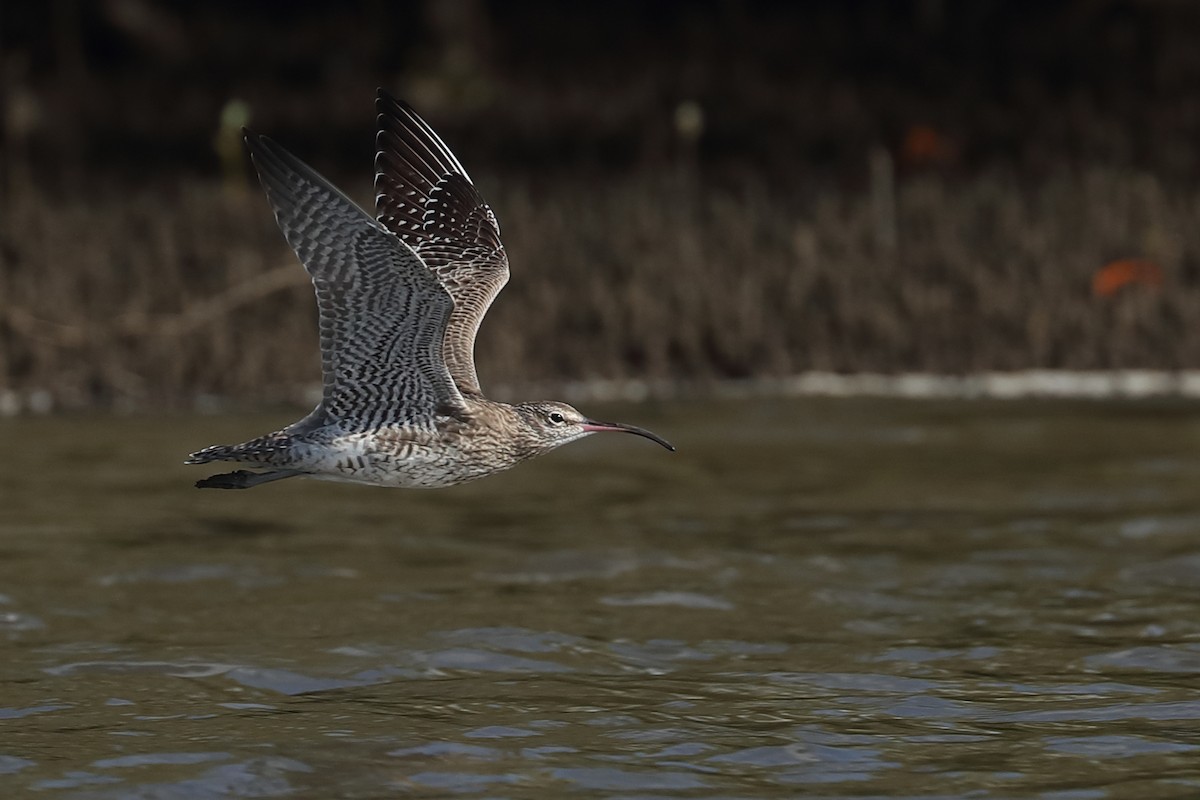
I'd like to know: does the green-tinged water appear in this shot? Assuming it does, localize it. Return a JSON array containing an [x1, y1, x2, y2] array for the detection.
[[3, 397, 1200, 798]]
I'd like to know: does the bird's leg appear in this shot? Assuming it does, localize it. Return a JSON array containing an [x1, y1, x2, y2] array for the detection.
[[195, 469, 305, 490]]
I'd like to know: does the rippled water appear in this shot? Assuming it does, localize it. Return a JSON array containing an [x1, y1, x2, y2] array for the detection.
[[4, 397, 1200, 798]]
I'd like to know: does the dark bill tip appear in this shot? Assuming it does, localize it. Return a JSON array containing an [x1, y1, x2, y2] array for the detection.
[[581, 419, 675, 451]]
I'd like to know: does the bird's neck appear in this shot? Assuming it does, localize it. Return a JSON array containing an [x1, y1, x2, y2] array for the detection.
[[456, 397, 546, 459]]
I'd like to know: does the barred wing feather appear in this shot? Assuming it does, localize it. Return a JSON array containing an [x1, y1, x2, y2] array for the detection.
[[244, 131, 468, 430], [373, 90, 509, 397]]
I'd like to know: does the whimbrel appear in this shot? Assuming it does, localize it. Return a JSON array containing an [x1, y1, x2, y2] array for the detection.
[[187, 90, 673, 489]]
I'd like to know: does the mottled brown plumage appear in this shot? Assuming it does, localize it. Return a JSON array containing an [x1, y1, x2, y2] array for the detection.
[[187, 91, 673, 489]]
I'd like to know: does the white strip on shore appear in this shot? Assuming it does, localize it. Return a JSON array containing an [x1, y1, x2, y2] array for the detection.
[[740, 370, 1200, 400], [7, 370, 1200, 416], [511, 370, 1200, 404]]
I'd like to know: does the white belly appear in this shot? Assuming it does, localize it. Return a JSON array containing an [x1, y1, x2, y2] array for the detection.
[[301, 433, 517, 488]]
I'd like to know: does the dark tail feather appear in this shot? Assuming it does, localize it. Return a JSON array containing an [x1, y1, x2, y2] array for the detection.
[[186, 432, 292, 466], [185, 444, 235, 465]]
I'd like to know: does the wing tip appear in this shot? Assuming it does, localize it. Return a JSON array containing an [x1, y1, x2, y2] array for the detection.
[[376, 87, 409, 118], [242, 128, 276, 162]]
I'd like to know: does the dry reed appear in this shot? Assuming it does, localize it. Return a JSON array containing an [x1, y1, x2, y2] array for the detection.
[[0, 159, 1191, 411]]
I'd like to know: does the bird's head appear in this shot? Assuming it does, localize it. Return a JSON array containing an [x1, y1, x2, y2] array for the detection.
[[514, 400, 675, 456]]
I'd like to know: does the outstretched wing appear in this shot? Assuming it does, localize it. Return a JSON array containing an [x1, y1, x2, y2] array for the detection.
[[374, 90, 509, 397], [244, 131, 468, 430]]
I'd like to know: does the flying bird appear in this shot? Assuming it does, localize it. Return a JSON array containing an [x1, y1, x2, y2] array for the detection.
[[187, 90, 673, 489]]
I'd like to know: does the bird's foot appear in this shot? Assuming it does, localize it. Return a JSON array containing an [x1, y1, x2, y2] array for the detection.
[[195, 469, 302, 489]]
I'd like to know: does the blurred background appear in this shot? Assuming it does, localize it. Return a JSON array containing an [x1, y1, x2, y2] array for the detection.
[[4, 0, 1200, 411]]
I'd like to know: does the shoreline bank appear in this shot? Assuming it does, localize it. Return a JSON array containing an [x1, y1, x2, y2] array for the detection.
[[6, 370, 1200, 417]]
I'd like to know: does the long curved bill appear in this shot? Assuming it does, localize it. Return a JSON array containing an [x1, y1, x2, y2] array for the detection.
[[581, 419, 675, 451]]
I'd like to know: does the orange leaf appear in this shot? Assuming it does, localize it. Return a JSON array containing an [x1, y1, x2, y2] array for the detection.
[[1092, 258, 1163, 297], [901, 124, 951, 167]]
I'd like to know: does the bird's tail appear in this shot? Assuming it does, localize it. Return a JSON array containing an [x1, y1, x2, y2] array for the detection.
[[185, 432, 292, 466], [184, 443, 240, 465]]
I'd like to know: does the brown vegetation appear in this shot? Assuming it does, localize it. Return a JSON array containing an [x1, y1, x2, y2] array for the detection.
[[1, 162, 1190, 410]]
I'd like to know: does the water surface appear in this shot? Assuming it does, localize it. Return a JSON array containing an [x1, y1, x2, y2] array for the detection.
[[3, 397, 1200, 797]]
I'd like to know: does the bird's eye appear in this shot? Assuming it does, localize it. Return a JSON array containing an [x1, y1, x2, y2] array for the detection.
[[548, 411, 566, 424]]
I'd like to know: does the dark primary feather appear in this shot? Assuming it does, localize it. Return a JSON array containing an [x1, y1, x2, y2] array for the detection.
[[244, 130, 468, 430], [373, 90, 510, 397]]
